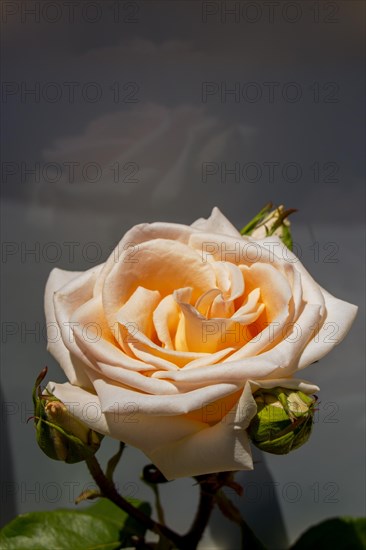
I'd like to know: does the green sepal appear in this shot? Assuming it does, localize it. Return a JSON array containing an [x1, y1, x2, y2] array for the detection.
[[240, 203, 273, 236], [35, 416, 103, 464], [240, 203, 297, 251]]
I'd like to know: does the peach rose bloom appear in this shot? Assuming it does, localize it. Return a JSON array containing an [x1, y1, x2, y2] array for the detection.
[[45, 208, 357, 479]]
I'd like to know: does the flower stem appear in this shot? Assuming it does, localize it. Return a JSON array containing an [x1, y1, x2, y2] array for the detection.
[[216, 489, 266, 549], [180, 476, 217, 549], [85, 455, 182, 547], [86, 459, 260, 550]]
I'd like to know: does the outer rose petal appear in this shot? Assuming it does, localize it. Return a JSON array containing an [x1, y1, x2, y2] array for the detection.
[[45, 266, 102, 387], [150, 377, 319, 479], [48, 376, 318, 479], [255, 236, 358, 368], [297, 287, 358, 369], [70, 295, 159, 372], [191, 207, 242, 238]]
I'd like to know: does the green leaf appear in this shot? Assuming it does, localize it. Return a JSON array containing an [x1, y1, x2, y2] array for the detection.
[[0, 498, 152, 550], [291, 517, 366, 550], [82, 498, 152, 543]]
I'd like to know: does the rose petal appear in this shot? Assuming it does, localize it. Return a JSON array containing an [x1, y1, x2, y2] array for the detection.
[[115, 286, 161, 348], [255, 236, 325, 308], [45, 266, 102, 386], [48, 376, 319, 479], [240, 263, 292, 322], [102, 239, 217, 329], [191, 207, 242, 238], [94, 221, 200, 297], [125, 325, 208, 368], [91, 373, 241, 416], [153, 294, 180, 349], [153, 305, 321, 385], [195, 288, 222, 316], [71, 296, 157, 372], [297, 287, 358, 369], [94, 362, 179, 395], [176, 301, 264, 354]]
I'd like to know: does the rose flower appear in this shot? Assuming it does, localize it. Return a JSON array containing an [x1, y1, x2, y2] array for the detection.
[[45, 208, 357, 479]]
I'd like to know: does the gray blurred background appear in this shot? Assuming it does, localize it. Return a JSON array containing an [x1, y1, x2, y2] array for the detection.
[[1, 1, 365, 548]]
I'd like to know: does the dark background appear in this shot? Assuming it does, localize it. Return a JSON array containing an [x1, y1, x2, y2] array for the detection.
[[1, 1, 365, 548]]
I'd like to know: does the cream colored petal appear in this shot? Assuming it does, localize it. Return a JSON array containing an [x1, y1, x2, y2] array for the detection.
[[47, 380, 207, 462], [93, 362, 179, 395], [189, 232, 267, 265], [153, 294, 180, 349], [226, 306, 289, 362], [195, 288, 222, 316], [176, 347, 235, 370], [115, 286, 161, 351], [70, 296, 156, 372], [154, 354, 276, 385], [151, 376, 319, 479], [129, 341, 180, 371], [45, 266, 103, 386], [149, 410, 253, 479], [247, 378, 320, 394], [126, 324, 208, 368], [283, 264, 304, 319], [213, 261, 245, 300], [176, 301, 264, 354], [94, 221, 208, 297], [91, 373, 241, 416], [250, 236, 357, 369], [154, 304, 321, 385], [47, 381, 111, 434], [297, 287, 358, 369], [173, 287, 193, 351], [211, 261, 231, 294], [48, 375, 318, 480], [209, 293, 235, 319], [191, 207, 242, 238], [102, 239, 216, 329], [233, 288, 261, 316], [240, 263, 292, 322], [226, 261, 246, 300], [94, 222, 192, 292], [254, 236, 325, 308]]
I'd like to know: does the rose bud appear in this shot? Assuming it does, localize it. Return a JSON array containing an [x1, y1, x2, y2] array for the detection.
[[142, 464, 169, 485], [32, 368, 103, 463], [247, 387, 317, 455], [241, 203, 297, 250]]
